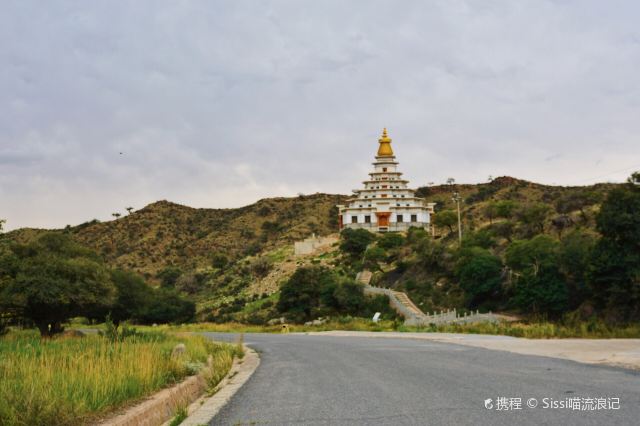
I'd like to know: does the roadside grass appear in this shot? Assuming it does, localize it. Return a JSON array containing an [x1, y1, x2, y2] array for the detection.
[[168, 406, 188, 426], [0, 329, 240, 426], [415, 320, 640, 339], [139, 318, 399, 334], [72, 317, 640, 340], [151, 317, 640, 338]]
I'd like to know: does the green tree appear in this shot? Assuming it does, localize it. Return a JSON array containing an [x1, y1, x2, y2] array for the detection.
[[461, 229, 496, 249], [378, 233, 405, 250], [140, 288, 195, 324], [455, 247, 503, 308], [515, 203, 552, 235], [506, 235, 568, 315], [157, 266, 182, 288], [277, 266, 337, 322], [495, 200, 517, 219], [332, 278, 367, 314], [588, 174, 640, 321], [0, 233, 115, 337], [512, 268, 569, 317], [339, 228, 376, 258], [433, 210, 457, 234], [492, 220, 515, 242], [105, 269, 152, 326], [483, 202, 499, 224], [363, 246, 386, 270], [506, 235, 559, 274], [555, 190, 602, 223], [558, 230, 596, 308]]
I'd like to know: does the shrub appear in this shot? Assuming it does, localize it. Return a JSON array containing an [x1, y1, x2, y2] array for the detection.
[[378, 233, 404, 250], [157, 266, 182, 288], [250, 257, 272, 278], [339, 228, 376, 258]]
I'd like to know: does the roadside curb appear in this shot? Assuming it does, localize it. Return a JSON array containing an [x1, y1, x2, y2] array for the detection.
[[99, 368, 207, 426], [179, 346, 260, 426]]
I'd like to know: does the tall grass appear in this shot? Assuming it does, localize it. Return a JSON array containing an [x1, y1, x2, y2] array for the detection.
[[97, 317, 640, 338], [0, 330, 237, 426], [421, 320, 640, 338]]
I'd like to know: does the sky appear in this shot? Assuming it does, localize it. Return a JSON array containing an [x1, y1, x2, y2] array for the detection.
[[1, 0, 640, 231]]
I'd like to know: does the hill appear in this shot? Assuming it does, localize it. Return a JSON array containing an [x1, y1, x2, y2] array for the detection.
[[9, 193, 347, 279], [5, 177, 624, 320], [6, 177, 620, 280]]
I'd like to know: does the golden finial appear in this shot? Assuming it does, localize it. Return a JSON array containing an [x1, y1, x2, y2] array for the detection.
[[379, 128, 391, 142], [377, 127, 394, 156]]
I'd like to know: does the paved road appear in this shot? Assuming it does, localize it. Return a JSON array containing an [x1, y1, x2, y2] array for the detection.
[[203, 333, 640, 425]]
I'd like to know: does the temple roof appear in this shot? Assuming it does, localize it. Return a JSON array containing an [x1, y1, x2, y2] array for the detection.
[[377, 128, 394, 157]]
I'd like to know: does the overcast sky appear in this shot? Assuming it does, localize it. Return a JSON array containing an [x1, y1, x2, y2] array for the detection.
[[2, 1, 640, 230]]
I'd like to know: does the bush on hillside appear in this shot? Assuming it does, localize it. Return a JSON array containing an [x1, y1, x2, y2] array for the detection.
[[339, 228, 376, 258], [378, 233, 405, 250]]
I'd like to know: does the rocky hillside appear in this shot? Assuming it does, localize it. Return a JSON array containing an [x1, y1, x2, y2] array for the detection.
[[8, 193, 347, 278], [7, 176, 619, 279], [418, 176, 616, 236]]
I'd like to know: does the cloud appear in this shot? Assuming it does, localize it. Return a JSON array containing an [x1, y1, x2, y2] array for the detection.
[[1, 0, 640, 230]]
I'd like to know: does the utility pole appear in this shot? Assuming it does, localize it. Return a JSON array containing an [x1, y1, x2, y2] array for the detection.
[[452, 192, 462, 244]]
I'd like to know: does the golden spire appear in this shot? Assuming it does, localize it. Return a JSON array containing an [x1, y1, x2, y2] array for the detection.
[[377, 127, 394, 157]]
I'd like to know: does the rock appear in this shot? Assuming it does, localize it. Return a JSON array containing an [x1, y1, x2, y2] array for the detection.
[[267, 317, 286, 325], [171, 343, 186, 358]]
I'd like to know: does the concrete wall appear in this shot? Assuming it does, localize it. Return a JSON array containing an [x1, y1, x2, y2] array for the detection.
[[294, 235, 336, 256]]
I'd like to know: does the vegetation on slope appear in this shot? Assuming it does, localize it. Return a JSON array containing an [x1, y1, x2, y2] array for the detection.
[[6, 194, 346, 278], [2, 175, 637, 327], [365, 172, 640, 323]]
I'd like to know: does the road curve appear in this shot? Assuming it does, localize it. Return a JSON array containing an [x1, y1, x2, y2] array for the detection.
[[203, 332, 639, 425]]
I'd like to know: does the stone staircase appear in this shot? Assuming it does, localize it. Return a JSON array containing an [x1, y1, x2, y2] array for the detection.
[[356, 270, 373, 285], [357, 270, 499, 326]]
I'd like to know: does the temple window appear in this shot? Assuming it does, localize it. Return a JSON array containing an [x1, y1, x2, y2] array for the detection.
[[351, 216, 358, 224], [411, 214, 418, 222], [364, 215, 371, 223], [397, 214, 404, 223]]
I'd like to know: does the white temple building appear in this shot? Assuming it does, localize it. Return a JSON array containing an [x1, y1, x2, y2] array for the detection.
[[337, 129, 435, 233]]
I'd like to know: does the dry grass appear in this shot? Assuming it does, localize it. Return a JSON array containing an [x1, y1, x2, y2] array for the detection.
[[150, 318, 640, 339], [0, 329, 238, 426], [420, 320, 640, 338]]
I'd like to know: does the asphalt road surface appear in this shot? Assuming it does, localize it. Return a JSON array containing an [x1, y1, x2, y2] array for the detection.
[[203, 333, 640, 425]]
